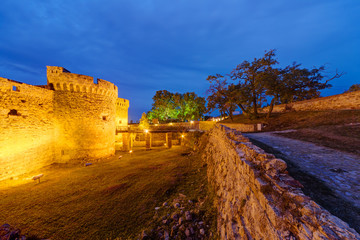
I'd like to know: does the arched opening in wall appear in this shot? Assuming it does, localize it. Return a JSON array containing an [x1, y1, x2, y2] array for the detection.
[[70, 84, 74, 92], [103, 116, 107, 121], [63, 83, 67, 90], [12, 86, 19, 91], [56, 83, 61, 90], [90, 87, 93, 93], [82, 86, 87, 92], [76, 85, 80, 92], [8, 109, 20, 116], [49, 83, 55, 90], [99, 89, 103, 94]]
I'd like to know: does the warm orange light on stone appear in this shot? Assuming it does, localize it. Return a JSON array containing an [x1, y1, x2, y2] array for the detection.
[[0, 66, 129, 181]]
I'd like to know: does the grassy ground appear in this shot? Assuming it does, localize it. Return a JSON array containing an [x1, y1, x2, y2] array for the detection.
[[0, 146, 216, 240], [277, 124, 360, 156], [221, 110, 360, 154], [222, 110, 360, 130]]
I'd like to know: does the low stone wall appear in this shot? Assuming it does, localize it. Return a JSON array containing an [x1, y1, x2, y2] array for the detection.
[[221, 123, 262, 132], [202, 125, 359, 239], [261, 90, 360, 113]]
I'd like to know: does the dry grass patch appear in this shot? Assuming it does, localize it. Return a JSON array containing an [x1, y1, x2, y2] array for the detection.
[[0, 146, 215, 240], [276, 124, 360, 156], [222, 110, 360, 153]]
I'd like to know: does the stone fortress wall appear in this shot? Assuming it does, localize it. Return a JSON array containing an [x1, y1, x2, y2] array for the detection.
[[0, 78, 55, 181], [261, 90, 360, 113], [116, 98, 130, 129], [202, 125, 359, 239], [0, 67, 129, 181]]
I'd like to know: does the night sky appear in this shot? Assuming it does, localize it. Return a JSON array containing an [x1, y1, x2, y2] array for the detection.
[[1, 1, 359, 121]]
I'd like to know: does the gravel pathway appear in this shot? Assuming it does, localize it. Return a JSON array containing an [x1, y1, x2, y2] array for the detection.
[[244, 132, 360, 209]]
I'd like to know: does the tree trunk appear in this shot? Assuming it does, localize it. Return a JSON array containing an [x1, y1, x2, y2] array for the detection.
[[226, 110, 234, 122], [253, 96, 258, 118], [266, 97, 276, 120], [237, 103, 248, 115]]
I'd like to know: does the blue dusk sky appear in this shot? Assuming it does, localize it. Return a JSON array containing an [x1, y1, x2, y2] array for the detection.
[[0, 0, 359, 121]]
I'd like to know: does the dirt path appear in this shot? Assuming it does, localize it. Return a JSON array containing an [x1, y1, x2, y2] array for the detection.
[[244, 132, 360, 233]]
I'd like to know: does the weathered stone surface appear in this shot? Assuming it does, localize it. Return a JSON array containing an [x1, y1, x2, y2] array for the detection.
[[0, 67, 129, 181], [0, 223, 26, 240], [202, 125, 360, 239], [260, 90, 360, 113], [138, 193, 212, 239]]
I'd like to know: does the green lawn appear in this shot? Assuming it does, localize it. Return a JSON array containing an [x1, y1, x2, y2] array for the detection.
[[0, 146, 210, 240]]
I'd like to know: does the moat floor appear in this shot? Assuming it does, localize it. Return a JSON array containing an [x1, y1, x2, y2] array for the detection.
[[0, 146, 214, 240], [245, 132, 360, 233]]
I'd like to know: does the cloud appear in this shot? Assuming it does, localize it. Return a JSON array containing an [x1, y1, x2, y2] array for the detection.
[[0, 0, 359, 119]]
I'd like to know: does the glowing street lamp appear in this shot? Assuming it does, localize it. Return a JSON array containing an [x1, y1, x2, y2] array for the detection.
[[144, 129, 149, 134]]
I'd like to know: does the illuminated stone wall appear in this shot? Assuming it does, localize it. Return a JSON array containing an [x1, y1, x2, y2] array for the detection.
[[0, 78, 55, 181], [116, 98, 129, 129], [0, 67, 129, 181], [47, 67, 118, 161], [202, 125, 359, 239], [261, 90, 360, 113]]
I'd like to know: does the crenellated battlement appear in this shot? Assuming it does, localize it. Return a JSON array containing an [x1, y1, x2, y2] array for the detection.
[[116, 98, 130, 108], [0, 77, 53, 96], [0, 66, 129, 181], [47, 66, 118, 98]]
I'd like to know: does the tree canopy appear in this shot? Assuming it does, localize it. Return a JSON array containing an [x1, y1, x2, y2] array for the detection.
[[147, 90, 206, 122], [206, 49, 342, 119], [138, 112, 150, 130], [344, 84, 360, 93]]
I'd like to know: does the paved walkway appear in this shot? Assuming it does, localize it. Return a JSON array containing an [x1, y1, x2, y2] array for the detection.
[[244, 132, 360, 209]]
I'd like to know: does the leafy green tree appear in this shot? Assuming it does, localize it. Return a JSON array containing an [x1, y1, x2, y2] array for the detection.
[[177, 92, 206, 121], [147, 90, 177, 121], [344, 84, 360, 93], [138, 112, 150, 130], [147, 90, 206, 122]]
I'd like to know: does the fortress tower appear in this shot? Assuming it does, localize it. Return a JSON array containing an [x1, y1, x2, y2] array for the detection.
[[0, 66, 129, 181]]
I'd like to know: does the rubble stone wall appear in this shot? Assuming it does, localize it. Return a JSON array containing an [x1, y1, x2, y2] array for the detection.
[[0, 77, 55, 181], [202, 125, 359, 239], [0, 66, 129, 181], [261, 90, 360, 113]]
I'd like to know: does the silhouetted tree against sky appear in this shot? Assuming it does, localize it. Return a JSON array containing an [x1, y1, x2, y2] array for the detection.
[[229, 49, 277, 118], [206, 74, 237, 120], [207, 50, 342, 119], [344, 84, 360, 93], [264, 62, 342, 119]]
